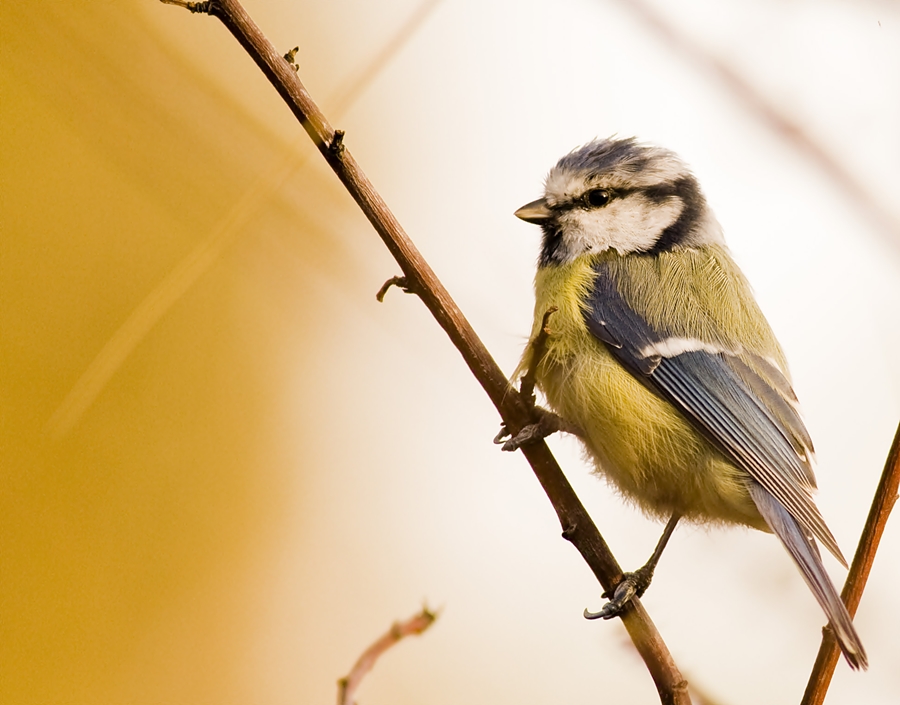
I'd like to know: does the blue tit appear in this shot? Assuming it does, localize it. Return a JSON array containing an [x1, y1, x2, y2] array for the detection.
[[513, 137, 867, 669]]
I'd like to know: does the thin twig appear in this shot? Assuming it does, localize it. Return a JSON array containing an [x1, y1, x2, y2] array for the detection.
[[160, 1, 691, 703], [375, 275, 414, 302], [159, 0, 211, 13], [519, 306, 557, 406], [801, 421, 900, 705], [337, 607, 438, 705]]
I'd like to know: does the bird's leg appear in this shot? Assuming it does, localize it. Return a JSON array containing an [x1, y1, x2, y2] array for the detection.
[[584, 512, 681, 620], [493, 406, 583, 451]]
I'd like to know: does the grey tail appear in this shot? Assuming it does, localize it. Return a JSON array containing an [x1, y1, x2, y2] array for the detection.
[[749, 484, 868, 670]]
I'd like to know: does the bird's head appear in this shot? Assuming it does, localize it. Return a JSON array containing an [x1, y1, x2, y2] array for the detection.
[[516, 138, 723, 266]]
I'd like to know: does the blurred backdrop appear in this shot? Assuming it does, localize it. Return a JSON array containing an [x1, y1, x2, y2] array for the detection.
[[2, 1, 899, 704]]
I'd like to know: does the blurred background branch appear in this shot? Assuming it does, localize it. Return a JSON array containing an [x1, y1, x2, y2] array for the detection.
[[618, 0, 900, 253], [45, 0, 444, 439], [338, 606, 438, 705]]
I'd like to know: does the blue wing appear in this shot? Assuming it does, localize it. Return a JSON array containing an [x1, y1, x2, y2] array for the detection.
[[582, 260, 870, 669], [583, 261, 845, 564]]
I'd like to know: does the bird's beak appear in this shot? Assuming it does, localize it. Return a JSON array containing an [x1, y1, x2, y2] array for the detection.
[[514, 198, 553, 224]]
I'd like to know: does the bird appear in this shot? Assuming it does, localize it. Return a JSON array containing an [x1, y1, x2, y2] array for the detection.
[[508, 136, 867, 669]]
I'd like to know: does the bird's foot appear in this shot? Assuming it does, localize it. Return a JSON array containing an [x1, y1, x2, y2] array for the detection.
[[493, 407, 581, 452], [583, 564, 655, 620]]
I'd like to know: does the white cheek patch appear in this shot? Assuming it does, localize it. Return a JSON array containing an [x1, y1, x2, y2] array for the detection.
[[557, 194, 684, 258], [607, 195, 684, 253]]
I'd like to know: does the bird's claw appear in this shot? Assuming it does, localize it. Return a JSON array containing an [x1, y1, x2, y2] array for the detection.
[[493, 422, 544, 451], [493, 407, 582, 452], [583, 566, 654, 620]]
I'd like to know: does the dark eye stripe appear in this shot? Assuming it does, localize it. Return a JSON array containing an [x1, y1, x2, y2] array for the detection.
[[642, 182, 682, 203], [646, 176, 703, 253]]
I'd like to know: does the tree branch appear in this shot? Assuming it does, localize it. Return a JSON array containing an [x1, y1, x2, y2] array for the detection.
[[801, 421, 900, 705], [159, 0, 691, 702]]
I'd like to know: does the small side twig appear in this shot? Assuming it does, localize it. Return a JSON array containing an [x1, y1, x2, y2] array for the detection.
[[159, 0, 212, 13], [376, 275, 416, 302], [283, 46, 299, 71], [801, 420, 900, 705], [337, 606, 438, 705], [330, 129, 346, 157], [492, 307, 581, 451], [519, 306, 557, 406]]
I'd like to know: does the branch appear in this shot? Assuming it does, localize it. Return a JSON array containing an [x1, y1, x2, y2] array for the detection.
[[159, 1, 690, 702], [338, 607, 438, 705], [801, 421, 900, 705]]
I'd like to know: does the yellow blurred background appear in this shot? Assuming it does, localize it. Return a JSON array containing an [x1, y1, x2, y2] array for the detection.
[[2, 2, 899, 704]]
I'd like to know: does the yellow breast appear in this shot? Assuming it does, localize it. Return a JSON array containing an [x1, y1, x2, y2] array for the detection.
[[520, 253, 765, 529]]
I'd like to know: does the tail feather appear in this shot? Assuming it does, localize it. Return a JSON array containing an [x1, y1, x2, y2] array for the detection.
[[749, 484, 867, 670]]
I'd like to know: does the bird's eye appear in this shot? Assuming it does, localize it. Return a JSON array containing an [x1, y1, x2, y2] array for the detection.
[[584, 189, 611, 208]]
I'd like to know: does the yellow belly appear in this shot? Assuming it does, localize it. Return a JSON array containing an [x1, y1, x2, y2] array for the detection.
[[522, 255, 766, 529]]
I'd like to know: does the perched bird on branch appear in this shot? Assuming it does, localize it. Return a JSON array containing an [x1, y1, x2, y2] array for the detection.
[[510, 137, 866, 669]]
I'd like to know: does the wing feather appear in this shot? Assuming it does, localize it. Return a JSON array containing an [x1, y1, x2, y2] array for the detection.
[[584, 261, 845, 565]]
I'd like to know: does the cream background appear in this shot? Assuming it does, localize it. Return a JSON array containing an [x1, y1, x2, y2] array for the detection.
[[3, 1, 899, 703]]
